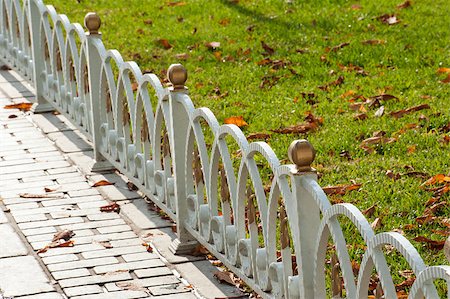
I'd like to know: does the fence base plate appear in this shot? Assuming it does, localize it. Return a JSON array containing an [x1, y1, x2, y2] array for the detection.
[[31, 102, 54, 113], [90, 160, 116, 173], [169, 238, 198, 256]]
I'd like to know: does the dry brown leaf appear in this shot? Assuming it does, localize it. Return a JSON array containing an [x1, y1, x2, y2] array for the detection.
[[4, 102, 33, 112], [318, 76, 344, 91], [390, 104, 430, 118], [271, 123, 316, 134], [175, 53, 189, 60], [385, 170, 401, 180], [218, 18, 230, 26], [362, 39, 386, 45], [354, 113, 367, 121], [424, 201, 447, 216], [378, 14, 400, 25], [413, 236, 445, 250], [52, 229, 75, 242], [19, 193, 63, 199], [115, 281, 147, 291], [437, 67, 450, 74], [0, 65, 11, 70], [421, 174, 450, 186], [322, 184, 362, 196], [127, 181, 138, 191], [407, 145, 416, 154], [224, 116, 248, 127], [92, 180, 115, 187], [351, 4, 362, 10], [37, 240, 75, 254], [205, 41, 220, 50], [247, 132, 271, 141], [261, 41, 275, 55], [213, 270, 235, 286], [441, 74, 450, 84], [158, 39, 173, 49], [397, 0, 412, 9], [100, 203, 121, 213], [98, 241, 113, 249], [362, 204, 376, 217], [371, 218, 382, 230], [8, 114, 17, 119], [44, 187, 57, 192], [328, 42, 350, 52], [167, 1, 186, 7], [415, 215, 436, 225], [191, 244, 209, 256]]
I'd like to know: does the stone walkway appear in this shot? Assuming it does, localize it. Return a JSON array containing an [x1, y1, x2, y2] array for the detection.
[[0, 67, 244, 298]]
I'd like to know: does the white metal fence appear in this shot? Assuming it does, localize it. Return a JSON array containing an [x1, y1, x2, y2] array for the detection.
[[1, 0, 449, 298]]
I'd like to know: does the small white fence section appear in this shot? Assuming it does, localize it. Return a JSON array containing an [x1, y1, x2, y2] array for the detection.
[[1, 0, 450, 298]]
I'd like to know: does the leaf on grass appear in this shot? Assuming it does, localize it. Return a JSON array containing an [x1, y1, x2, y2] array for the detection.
[[362, 204, 376, 217], [4, 102, 33, 112], [413, 236, 445, 250], [407, 145, 416, 154], [92, 180, 115, 187], [52, 229, 75, 242], [423, 201, 447, 216], [271, 123, 316, 134], [261, 41, 275, 55], [371, 218, 382, 230], [175, 53, 189, 60], [205, 41, 220, 50], [318, 76, 344, 91], [224, 116, 248, 127], [397, 0, 412, 9], [327, 42, 350, 52], [247, 132, 271, 141], [100, 203, 121, 213], [218, 18, 230, 26], [370, 94, 398, 101], [437, 67, 450, 74], [378, 14, 401, 25], [374, 106, 385, 117], [351, 4, 362, 10], [396, 277, 415, 291], [362, 39, 386, 45], [385, 170, 401, 180], [158, 39, 173, 49], [415, 215, 436, 225], [360, 136, 396, 146], [213, 270, 235, 286], [421, 174, 450, 186], [441, 74, 450, 84], [167, 1, 186, 7], [353, 113, 367, 121], [398, 269, 414, 278], [322, 184, 362, 196], [390, 104, 430, 118]]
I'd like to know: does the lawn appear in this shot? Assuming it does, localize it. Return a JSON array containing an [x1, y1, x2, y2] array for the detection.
[[46, 0, 450, 289]]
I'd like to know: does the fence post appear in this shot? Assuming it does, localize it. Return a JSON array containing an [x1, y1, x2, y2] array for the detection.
[[167, 64, 199, 254], [28, 0, 54, 113], [84, 12, 114, 172], [288, 139, 320, 298]]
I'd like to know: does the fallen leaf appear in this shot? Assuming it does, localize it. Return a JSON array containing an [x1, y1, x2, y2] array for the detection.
[[437, 67, 450, 74], [158, 39, 173, 49], [142, 242, 153, 253], [407, 145, 416, 154], [362, 39, 386, 45], [378, 14, 400, 25], [339, 150, 352, 161], [441, 74, 450, 84], [167, 1, 186, 7], [205, 41, 220, 50], [218, 18, 230, 26], [98, 241, 113, 249], [374, 106, 385, 117], [370, 94, 398, 101], [318, 76, 344, 91], [261, 41, 275, 55], [328, 42, 350, 52], [415, 215, 436, 225], [52, 230, 75, 242], [397, 0, 412, 9], [371, 218, 382, 230], [421, 174, 450, 186], [213, 270, 235, 286], [115, 281, 147, 291], [0, 65, 11, 70], [175, 53, 189, 60], [143, 19, 153, 25], [8, 114, 17, 118], [247, 132, 271, 141], [322, 184, 362, 196], [354, 113, 367, 120], [271, 123, 316, 134], [92, 180, 115, 187], [351, 4, 362, 10], [224, 116, 248, 127], [385, 170, 401, 180], [362, 205, 376, 217], [191, 244, 209, 256], [390, 104, 430, 118], [424, 201, 447, 216], [37, 240, 75, 254], [44, 187, 57, 192], [131, 82, 138, 92], [19, 193, 63, 198], [396, 277, 415, 291], [4, 102, 33, 112], [100, 203, 121, 213], [127, 181, 138, 191], [413, 236, 445, 250]]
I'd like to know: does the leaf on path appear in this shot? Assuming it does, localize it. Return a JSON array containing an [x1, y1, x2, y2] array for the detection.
[[390, 104, 430, 118], [92, 180, 115, 187], [100, 203, 121, 213], [44, 187, 58, 192], [191, 244, 209, 256], [4, 102, 33, 112], [19, 193, 63, 198], [397, 0, 412, 9], [127, 181, 138, 191], [1, 65, 11, 70], [115, 281, 147, 291], [98, 241, 113, 249], [8, 114, 17, 118], [261, 41, 275, 55], [52, 229, 75, 242], [224, 116, 248, 127], [413, 236, 445, 250], [37, 240, 75, 254], [213, 270, 235, 286], [322, 184, 362, 196], [378, 14, 400, 25], [158, 39, 173, 49]]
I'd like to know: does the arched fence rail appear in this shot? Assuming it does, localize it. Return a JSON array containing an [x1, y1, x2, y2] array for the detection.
[[1, 0, 449, 298]]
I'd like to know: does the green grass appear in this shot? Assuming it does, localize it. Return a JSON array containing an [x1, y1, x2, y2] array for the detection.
[[47, 0, 450, 283]]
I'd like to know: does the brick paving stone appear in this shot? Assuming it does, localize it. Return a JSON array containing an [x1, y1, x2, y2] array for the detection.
[[68, 189, 100, 197], [0, 161, 71, 175], [62, 231, 137, 247], [86, 212, 121, 221], [81, 245, 147, 259], [136, 275, 180, 288], [47, 166, 79, 174], [93, 259, 166, 275], [60, 219, 125, 231], [148, 283, 191, 296], [122, 252, 160, 263], [0, 169, 45, 180], [47, 257, 120, 272], [96, 185, 141, 201], [22, 171, 81, 183], [38, 243, 105, 257], [0, 209, 7, 223], [22, 226, 57, 236], [18, 216, 84, 230], [51, 268, 91, 280], [50, 208, 105, 219], [0, 256, 54, 297], [0, 224, 28, 258], [133, 267, 173, 279], [2, 193, 66, 204], [27, 229, 94, 242], [41, 195, 103, 207], [96, 224, 132, 234], [58, 271, 132, 288], [70, 291, 149, 299], [14, 213, 48, 223], [2, 150, 61, 162], [47, 130, 92, 153], [11, 205, 74, 216], [76, 200, 109, 209], [41, 254, 79, 264], [63, 285, 103, 297], [30, 113, 77, 134], [157, 293, 197, 299], [109, 238, 142, 248], [7, 202, 40, 211], [0, 180, 55, 191], [17, 293, 65, 299]]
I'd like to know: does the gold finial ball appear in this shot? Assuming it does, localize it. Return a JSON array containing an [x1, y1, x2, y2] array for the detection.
[[167, 64, 187, 89], [288, 139, 316, 170], [84, 12, 101, 34]]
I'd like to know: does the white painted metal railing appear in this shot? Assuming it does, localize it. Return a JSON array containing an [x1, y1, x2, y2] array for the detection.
[[1, 0, 449, 298]]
